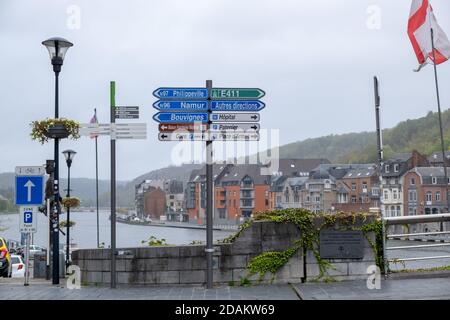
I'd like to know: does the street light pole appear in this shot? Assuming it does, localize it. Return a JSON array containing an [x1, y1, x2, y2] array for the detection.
[[63, 150, 76, 271], [42, 37, 73, 285]]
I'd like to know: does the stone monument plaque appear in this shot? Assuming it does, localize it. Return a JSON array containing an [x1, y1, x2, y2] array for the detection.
[[319, 230, 364, 259]]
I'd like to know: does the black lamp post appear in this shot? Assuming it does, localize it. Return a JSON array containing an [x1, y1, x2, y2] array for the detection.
[[62, 149, 76, 271], [42, 37, 73, 285]]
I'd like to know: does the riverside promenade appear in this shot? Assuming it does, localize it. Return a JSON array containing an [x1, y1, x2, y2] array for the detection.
[[1, 276, 450, 300]]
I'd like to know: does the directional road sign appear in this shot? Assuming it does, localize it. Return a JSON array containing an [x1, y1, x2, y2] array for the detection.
[[79, 123, 147, 140], [153, 112, 209, 124], [153, 100, 209, 112], [210, 113, 260, 123], [210, 100, 265, 112], [211, 88, 265, 100], [210, 132, 260, 141], [158, 132, 209, 141], [15, 166, 45, 176], [20, 206, 37, 233], [210, 123, 260, 132], [153, 88, 209, 100], [115, 106, 139, 119], [15, 175, 44, 206], [159, 123, 207, 132]]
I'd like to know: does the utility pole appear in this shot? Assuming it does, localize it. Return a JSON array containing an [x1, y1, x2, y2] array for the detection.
[[205, 80, 214, 289], [110, 81, 117, 288]]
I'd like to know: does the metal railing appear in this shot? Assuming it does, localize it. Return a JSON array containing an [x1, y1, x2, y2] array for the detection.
[[383, 213, 450, 273]]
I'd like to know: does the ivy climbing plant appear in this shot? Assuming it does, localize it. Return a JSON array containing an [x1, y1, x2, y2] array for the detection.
[[225, 209, 384, 283]]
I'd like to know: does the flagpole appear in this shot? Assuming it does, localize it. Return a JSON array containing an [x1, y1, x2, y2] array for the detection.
[[430, 28, 450, 220], [94, 108, 100, 247]]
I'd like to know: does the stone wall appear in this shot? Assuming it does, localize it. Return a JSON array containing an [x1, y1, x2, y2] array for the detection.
[[72, 219, 377, 285]]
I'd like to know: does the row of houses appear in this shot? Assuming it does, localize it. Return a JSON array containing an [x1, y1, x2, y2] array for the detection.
[[135, 150, 450, 225]]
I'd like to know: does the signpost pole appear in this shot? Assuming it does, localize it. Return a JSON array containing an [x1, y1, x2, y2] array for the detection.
[[24, 231, 30, 286], [206, 80, 214, 289], [110, 81, 117, 289]]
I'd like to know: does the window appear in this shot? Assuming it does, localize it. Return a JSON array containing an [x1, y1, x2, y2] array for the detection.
[[294, 193, 299, 203], [390, 206, 395, 217], [351, 183, 356, 191], [397, 206, 401, 216], [392, 189, 398, 200], [426, 192, 432, 202], [394, 164, 399, 172], [351, 195, 357, 203], [432, 177, 437, 185], [409, 190, 417, 202], [219, 209, 226, 219], [315, 196, 321, 203], [436, 191, 441, 202], [276, 196, 282, 205], [385, 165, 390, 173], [384, 190, 389, 201], [362, 182, 368, 190], [410, 178, 415, 185]]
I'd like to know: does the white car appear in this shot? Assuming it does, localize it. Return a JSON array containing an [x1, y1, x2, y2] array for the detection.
[[10, 255, 25, 278]]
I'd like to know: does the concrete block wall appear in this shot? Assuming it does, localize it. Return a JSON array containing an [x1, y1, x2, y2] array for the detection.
[[72, 219, 377, 285]]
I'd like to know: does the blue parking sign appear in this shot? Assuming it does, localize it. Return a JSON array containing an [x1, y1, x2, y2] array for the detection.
[[15, 176, 44, 206], [24, 211, 33, 223]]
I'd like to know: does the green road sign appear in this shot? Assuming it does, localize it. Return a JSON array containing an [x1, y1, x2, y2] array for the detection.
[[211, 88, 265, 100]]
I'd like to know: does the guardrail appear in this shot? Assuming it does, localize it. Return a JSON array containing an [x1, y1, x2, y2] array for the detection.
[[383, 213, 450, 273]]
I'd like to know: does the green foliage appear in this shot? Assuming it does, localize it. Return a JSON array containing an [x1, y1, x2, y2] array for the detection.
[[247, 247, 298, 282], [190, 240, 204, 245], [61, 197, 81, 209], [30, 118, 80, 144], [59, 220, 76, 228], [248, 209, 383, 282], [218, 220, 252, 244], [141, 236, 168, 247], [239, 277, 251, 287], [275, 109, 450, 163], [392, 265, 450, 273]]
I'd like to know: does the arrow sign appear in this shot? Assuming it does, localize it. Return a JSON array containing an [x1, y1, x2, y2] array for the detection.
[[24, 180, 35, 202], [158, 132, 209, 141], [153, 100, 209, 112], [211, 88, 265, 100], [210, 100, 265, 112], [210, 123, 260, 132], [210, 132, 260, 141], [15, 175, 44, 206], [153, 88, 208, 100], [153, 112, 209, 124], [210, 113, 260, 123], [159, 123, 207, 132]]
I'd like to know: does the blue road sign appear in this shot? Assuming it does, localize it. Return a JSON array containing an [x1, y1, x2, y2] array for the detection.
[[24, 211, 33, 223], [210, 100, 265, 112], [153, 88, 208, 100], [153, 100, 209, 112], [15, 176, 44, 206], [153, 112, 209, 124]]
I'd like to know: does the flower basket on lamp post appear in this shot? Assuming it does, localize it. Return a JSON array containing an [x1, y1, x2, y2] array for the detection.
[[30, 118, 80, 144]]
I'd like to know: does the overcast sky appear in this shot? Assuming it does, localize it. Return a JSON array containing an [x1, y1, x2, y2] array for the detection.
[[1, 0, 450, 181]]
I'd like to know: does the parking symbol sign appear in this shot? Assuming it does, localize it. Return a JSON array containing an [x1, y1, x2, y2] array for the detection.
[[20, 207, 37, 233], [24, 211, 33, 224]]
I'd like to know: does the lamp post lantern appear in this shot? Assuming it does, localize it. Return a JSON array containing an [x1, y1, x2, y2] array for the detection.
[[42, 37, 73, 285], [62, 149, 76, 271]]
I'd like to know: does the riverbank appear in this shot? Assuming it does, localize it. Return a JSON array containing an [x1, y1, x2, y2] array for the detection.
[[116, 216, 239, 231]]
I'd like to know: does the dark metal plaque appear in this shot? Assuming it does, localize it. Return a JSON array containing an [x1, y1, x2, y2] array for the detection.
[[319, 230, 364, 259]]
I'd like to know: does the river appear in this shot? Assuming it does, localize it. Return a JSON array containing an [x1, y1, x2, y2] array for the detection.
[[0, 211, 234, 249]]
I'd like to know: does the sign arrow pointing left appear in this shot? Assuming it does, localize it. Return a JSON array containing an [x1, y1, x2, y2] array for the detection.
[[24, 180, 35, 202]]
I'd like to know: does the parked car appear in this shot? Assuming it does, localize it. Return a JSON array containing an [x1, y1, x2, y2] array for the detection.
[[0, 237, 11, 277], [10, 255, 25, 278], [15, 245, 46, 258]]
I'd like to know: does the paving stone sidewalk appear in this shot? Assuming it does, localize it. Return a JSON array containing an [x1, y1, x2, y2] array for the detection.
[[0, 279, 299, 300], [293, 277, 450, 300]]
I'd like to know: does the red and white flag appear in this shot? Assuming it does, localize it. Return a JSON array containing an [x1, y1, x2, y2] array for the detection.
[[408, 0, 450, 71], [89, 110, 98, 139]]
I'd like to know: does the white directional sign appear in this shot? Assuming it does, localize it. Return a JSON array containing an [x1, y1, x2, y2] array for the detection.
[[20, 206, 37, 233], [210, 132, 260, 141], [79, 123, 147, 140], [210, 123, 260, 132], [158, 132, 210, 141], [210, 113, 260, 123], [15, 166, 45, 176]]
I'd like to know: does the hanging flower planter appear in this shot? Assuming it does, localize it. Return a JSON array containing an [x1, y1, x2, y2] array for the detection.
[[31, 118, 80, 144], [61, 197, 81, 209]]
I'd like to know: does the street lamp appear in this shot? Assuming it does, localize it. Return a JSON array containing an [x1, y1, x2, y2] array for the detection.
[[62, 149, 76, 271], [42, 37, 73, 285]]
